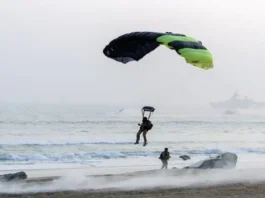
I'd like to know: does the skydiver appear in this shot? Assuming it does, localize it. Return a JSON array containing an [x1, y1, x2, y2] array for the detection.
[[159, 148, 171, 169], [134, 117, 153, 146]]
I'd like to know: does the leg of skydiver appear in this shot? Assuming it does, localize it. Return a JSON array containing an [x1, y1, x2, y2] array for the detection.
[[134, 130, 142, 144], [161, 160, 166, 169], [143, 130, 148, 146], [165, 160, 168, 169], [161, 161, 164, 169]]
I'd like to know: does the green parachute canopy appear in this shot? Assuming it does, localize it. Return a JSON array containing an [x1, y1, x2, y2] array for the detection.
[[103, 31, 213, 70]]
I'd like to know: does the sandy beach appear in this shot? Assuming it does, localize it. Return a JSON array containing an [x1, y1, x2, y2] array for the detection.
[[1, 182, 265, 198], [1, 168, 265, 197]]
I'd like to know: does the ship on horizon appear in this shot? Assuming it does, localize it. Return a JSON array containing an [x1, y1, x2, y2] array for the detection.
[[210, 91, 265, 110]]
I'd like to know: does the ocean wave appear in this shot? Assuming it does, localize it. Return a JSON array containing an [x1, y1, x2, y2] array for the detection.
[[184, 148, 265, 155], [1, 148, 265, 164], [2, 119, 265, 125], [0, 151, 160, 164], [0, 141, 134, 146], [0, 140, 264, 147], [0, 120, 137, 125]]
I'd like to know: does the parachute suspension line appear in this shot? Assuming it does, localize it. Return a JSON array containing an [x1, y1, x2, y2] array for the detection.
[[148, 112, 152, 120]]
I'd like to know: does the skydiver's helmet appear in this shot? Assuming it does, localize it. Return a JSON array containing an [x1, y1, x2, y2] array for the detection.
[[164, 148, 168, 152], [142, 117, 147, 122]]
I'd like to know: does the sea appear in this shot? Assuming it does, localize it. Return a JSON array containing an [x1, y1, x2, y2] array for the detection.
[[1, 103, 265, 176]]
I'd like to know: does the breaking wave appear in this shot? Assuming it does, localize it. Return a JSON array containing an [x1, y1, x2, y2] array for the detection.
[[1, 148, 265, 165]]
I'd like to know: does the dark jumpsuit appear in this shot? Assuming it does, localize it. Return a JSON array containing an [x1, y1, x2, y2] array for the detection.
[[160, 151, 170, 169], [135, 120, 150, 144]]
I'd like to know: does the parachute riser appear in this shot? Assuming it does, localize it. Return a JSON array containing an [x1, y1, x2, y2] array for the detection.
[[142, 110, 153, 120]]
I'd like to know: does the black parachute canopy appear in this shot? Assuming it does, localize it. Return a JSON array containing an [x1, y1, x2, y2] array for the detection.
[[103, 31, 214, 70], [142, 106, 155, 112]]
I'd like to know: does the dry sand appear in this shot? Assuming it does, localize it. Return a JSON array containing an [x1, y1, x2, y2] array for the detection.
[[1, 168, 265, 197], [1, 182, 265, 198]]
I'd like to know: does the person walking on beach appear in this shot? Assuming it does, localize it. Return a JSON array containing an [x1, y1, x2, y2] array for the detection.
[[159, 148, 170, 169]]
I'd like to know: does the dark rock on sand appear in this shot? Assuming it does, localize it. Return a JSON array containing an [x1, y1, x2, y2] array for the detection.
[[179, 155, 191, 160], [185, 152, 238, 169], [0, 171, 27, 182]]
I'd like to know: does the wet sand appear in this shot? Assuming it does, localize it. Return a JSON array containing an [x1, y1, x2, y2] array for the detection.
[[1, 182, 265, 198]]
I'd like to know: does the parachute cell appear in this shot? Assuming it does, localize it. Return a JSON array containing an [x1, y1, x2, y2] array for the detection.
[[103, 32, 213, 70]]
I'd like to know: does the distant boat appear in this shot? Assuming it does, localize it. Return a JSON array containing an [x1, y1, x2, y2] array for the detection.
[[210, 91, 265, 110]]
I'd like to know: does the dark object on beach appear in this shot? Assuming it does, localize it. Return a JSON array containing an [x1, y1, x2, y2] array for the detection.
[[184, 152, 238, 169], [179, 155, 191, 160], [0, 171, 27, 182]]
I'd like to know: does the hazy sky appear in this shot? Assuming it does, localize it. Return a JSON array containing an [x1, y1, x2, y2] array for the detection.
[[1, 0, 265, 107]]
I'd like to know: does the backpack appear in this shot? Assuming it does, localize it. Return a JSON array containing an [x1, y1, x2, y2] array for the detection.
[[159, 151, 169, 160], [146, 120, 153, 130], [160, 151, 169, 160], [159, 153, 163, 159]]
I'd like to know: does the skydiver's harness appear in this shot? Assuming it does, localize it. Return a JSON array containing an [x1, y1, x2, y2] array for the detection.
[[140, 120, 153, 131]]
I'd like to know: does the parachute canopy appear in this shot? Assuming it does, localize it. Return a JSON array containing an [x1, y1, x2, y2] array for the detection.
[[142, 106, 155, 119], [103, 31, 213, 70]]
